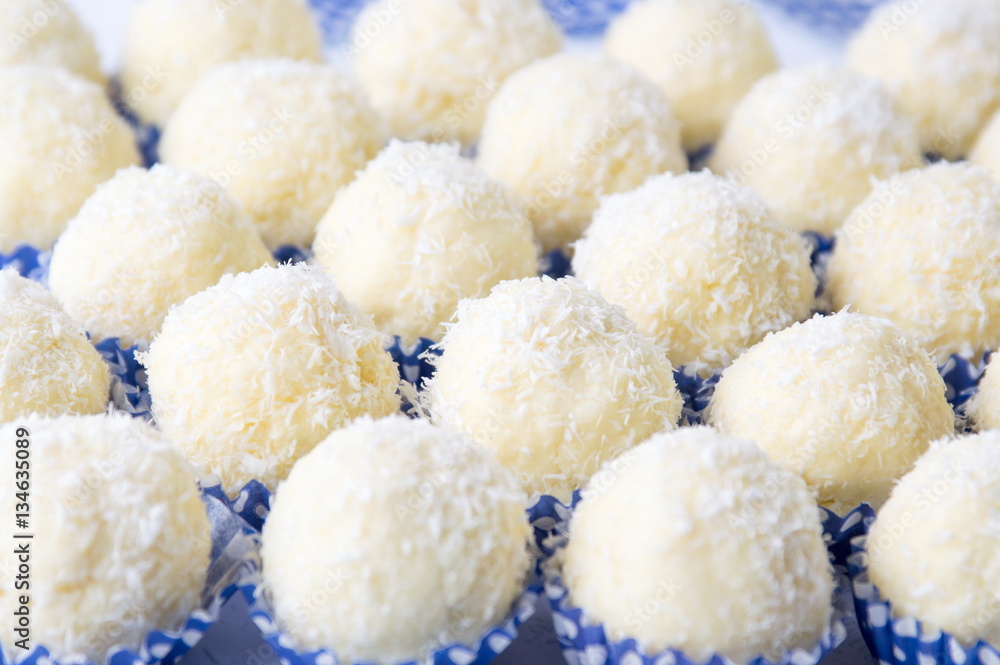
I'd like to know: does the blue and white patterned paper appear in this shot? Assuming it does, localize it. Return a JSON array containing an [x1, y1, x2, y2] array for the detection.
[[95, 337, 153, 420], [0, 245, 48, 282], [761, 0, 884, 31], [109, 78, 161, 167]]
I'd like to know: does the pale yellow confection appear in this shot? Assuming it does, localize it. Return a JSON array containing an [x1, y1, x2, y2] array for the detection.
[[563, 427, 833, 662], [867, 431, 1000, 646], [261, 415, 529, 664], [968, 355, 1000, 431], [828, 162, 1000, 363], [313, 140, 538, 343], [0, 270, 109, 422], [141, 264, 401, 495], [572, 171, 815, 370], [120, 0, 322, 126], [160, 58, 383, 248], [0, 0, 104, 84], [710, 64, 921, 235], [48, 165, 274, 347], [0, 66, 139, 252], [424, 276, 683, 499], [604, 0, 777, 151], [847, 0, 1000, 159], [969, 109, 1000, 179], [709, 312, 955, 514], [352, 0, 561, 145], [477, 53, 687, 252], [0, 413, 211, 663]]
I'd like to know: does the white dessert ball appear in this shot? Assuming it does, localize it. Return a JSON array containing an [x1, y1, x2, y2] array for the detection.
[[710, 65, 921, 235], [604, 0, 778, 151], [867, 431, 1000, 646], [160, 58, 384, 248], [563, 427, 833, 662], [847, 0, 1000, 159], [0, 413, 211, 663], [0, 270, 109, 422], [141, 264, 401, 495], [120, 0, 322, 126], [477, 54, 687, 252], [0, 0, 104, 84], [572, 171, 816, 370], [968, 355, 1000, 432], [313, 140, 538, 343], [0, 66, 139, 252], [261, 415, 529, 663], [424, 276, 683, 498], [969, 109, 1000, 179], [48, 165, 274, 347], [828, 162, 1000, 363], [709, 312, 955, 514]]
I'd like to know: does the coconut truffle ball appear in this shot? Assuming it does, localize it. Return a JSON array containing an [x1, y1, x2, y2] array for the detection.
[[847, 0, 1000, 159], [352, 0, 560, 145], [142, 264, 401, 495], [0, 413, 211, 663], [478, 54, 687, 252], [120, 0, 322, 126], [0, 0, 103, 83], [313, 140, 538, 342], [48, 165, 274, 347], [0, 270, 109, 422], [867, 431, 1000, 646], [563, 427, 833, 662], [967, 356, 1000, 432], [604, 0, 777, 151], [828, 162, 1000, 362], [710, 65, 921, 235], [0, 66, 139, 252], [573, 171, 815, 370], [424, 276, 683, 498], [262, 416, 529, 663], [709, 312, 955, 514], [160, 59, 383, 248]]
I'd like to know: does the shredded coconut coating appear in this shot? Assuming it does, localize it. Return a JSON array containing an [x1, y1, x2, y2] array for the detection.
[[0, 270, 109, 422], [847, 0, 1000, 159], [968, 355, 1000, 431], [313, 140, 538, 343], [563, 427, 833, 662], [828, 162, 1000, 363], [710, 64, 921, 235], [160, 58, 383, 248], [424, 276, 683, 499], [354, 0, 561, 145], [604, 0, 777, 151], [120, 0, 322, 127], [0, 65, 139, 252], [709, 312, 955, 514], [0, 413, 211, 663], [0, 0, 104, 84], [141, 264, 401, 496], [867, 431, 1000, 646], [477, 54, 688, 252], [261, 415, 530, 664], [48, 165, 274, 347]]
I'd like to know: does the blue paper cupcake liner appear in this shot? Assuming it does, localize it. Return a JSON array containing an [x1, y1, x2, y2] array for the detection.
[[761, 0, 884, 31], [109, 78, 160, 167], [0, 245, 48, 282]]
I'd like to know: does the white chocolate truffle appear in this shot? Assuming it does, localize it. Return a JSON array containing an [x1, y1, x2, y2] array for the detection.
[[160, 59, 383, 248], [120, 0, 322, 126], [710, 65, 921, 235], [141, 264, 401, 495], [352, 0, 561, 145], [48, 165, 274, 347], [477, 54, 688, 252], [424, 276, 683, 498], [563, 427, 833, 662], [0, 270, 109, 422], [261, 415, 529, 664], [573, 171, 815, 370], [0, 66, 139, 252], [828, 162, 1000, 363], [605, 0, 777, 151], [968, 355, 1000, 431], [969, 109, 1000, 179], [313, 140, 538, 343], [0, 413, 211, 663], [847, 0, 1000, 159], [709, 312, 955, 514], [0, 0, 104, 84], [867, 431, 1000, 646]]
